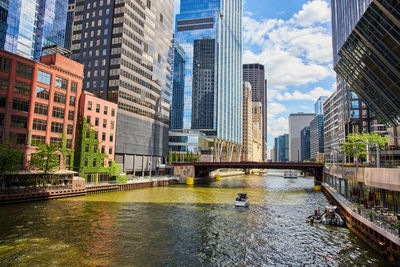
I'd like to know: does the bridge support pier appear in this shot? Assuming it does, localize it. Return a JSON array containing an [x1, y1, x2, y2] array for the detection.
[[244, 169, 250, 175]]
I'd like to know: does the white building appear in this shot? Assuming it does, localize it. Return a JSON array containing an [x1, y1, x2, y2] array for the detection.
[[289, 113, 315, 162]]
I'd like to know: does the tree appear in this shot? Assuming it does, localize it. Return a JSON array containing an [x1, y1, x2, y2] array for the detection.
[[30, 143, 60, 173], [173, 152, 178, 163], [108, 160, 121, 177], [341, 133, 387, 161], [0, 144, 23, 173]]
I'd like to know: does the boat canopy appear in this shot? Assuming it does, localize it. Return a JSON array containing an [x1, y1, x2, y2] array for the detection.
[[238, 193, 247, 197]]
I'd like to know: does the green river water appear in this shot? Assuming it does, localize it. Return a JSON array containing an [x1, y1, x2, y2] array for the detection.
[[0, 170, 392, 266]]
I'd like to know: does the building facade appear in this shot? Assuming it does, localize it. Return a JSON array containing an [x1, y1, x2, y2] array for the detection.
[[172, 0, 243, 162], [300, 126, 310, 161], [310, 115, 324, 159], [242, 82, 253, 161], [252, 101, 263, 161], [1, 0, 68, 60], [323, 86, 344, 153], [70, 0, 174, 173], [332, 0, 400, 129], [288, 113, 315, 162], [314, 96, 327, 116], [274, 133, 289, 162], [64, 0, 76, 50], [243, 63, 267, 161], [0, 49, 83, 169]]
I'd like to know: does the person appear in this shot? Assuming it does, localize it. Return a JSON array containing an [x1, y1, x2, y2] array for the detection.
[[314, 209, 318, 216]]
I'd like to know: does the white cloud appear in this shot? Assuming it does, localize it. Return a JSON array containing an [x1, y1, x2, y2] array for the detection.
[[267, 102, 287, 117], [275, 86, 334, 101], [292, 0, 331, 26], [267, 116, 289, 137], [301, 105, 312, 110], [243, 0, 334, 89]]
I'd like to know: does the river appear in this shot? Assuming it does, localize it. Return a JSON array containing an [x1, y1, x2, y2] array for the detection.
[[0, 170, 392, 266]]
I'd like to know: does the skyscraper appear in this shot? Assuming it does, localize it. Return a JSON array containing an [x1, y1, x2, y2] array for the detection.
[[1, 0, 68, 60], [289, 113, 315, 162], [64, 0, 76, 50], [274, 134, 289, 162], [70, 0, 174, 174], [172, 0, 243, 162], [314, 96, 327, 116], [310, 115, 324, 159], [242, 82, 253, 161], [243, 63, 267, 161], [300, 126, 310, 161]]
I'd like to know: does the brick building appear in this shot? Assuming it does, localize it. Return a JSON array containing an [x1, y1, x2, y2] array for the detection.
[[0, 49, 83, 169]]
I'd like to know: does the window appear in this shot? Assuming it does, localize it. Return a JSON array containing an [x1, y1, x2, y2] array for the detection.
[[31, 135, 45, 146], [68, 110, 74, 121], [37, 71, 51, 85], [93, 145, 98, 153], [69, 96, 76, 106], [71, 82, 77, 92], [94, 131, 98, 140], [54, 92, 66, 104], [111, 108, 115, 116], [95, 117, 99, 126], [0, 95, 5, 107], [88, 101, 92, 110], [51, 122, 63, 133], [160, 13, 163, 23], [85, 144, 89, 152], [0, 76, 8, 90], [147, 0, 151, 9], [50, 137, 62, 147], [85, 159, 88, 166], [109, 147, 112, 155], [0, 113, 4, 126], [35, 86, 49, 99], [55, 77, 68, 90], [14, 80, 31, 96], [86, 130, 90, 138], [110, 121, 114, 130], [9, 132, 26, 145], [32, 118, 47, 131], [67, 124, 73, 134], [0, 57, 10, 72], [93, 158, 97, 167], [66, 139, 72, 149], [109, 133, 113, 142], [105, 18, 109, 25], [104, 106, 108, 115], [52, 107, 65, 119], [102, 132, 106, 141], [104, 29, 108, 35], [103, 119, 107, 128], [11, 115, 27, 128], [34, 103, 48, 115], [13, 98, 29, 112], [87, 115, 91, 124], [101, 146, 105, 153], [16, 64, 33, 79]]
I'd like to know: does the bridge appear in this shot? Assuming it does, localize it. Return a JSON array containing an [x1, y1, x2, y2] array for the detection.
[[172, 162, 324, 182]]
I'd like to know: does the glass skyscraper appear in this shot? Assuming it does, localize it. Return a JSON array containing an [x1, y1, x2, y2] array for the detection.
[[172, 0, 243, 161], [0, 0, 68, 60]]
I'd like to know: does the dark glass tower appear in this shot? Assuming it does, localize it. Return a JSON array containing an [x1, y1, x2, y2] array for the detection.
[[300, 126, 310, 161]]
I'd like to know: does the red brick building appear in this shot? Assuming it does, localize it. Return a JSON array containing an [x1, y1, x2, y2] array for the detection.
[[78, 91, 117, 166], [0, 50, 83, 169]]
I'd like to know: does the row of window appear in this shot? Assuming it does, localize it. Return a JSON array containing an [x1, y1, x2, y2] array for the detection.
[[87, 101, 115, 116], [84, 144, 113, 155], [86, 115, 114, 129], [85, 129, 114, 142], [34, 102, 75, 120]]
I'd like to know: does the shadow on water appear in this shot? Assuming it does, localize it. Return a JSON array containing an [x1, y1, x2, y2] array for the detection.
[[0, 173, 393, 266]]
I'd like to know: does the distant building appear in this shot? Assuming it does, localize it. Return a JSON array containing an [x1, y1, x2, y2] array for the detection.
[[274, 134, 289, 162], [323, 87, 345, 153], [289, 113, 315, 162], [300, 126, 310, 161], [0, 49, 83, 169], [310, 115, 324, 159], [1, 0, 68, 60], [242, 82, 253, 161], [64, 0, 76, 50], [252, 102, 263, 162], [243, 63, 267, 161], [168, 130, 206, 162], [171, 43, 185, 130], [314, 96, 327, 115]]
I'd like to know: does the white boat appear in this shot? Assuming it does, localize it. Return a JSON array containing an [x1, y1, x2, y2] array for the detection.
[[320, 205, 345, 226], [234, 193, 250, 207], [283, 170, 297, 178]]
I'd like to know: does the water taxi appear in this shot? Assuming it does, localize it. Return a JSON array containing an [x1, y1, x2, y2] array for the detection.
[[283, 170, 298, 178], [235, 193, 250, 207], [321, 205, 345, 226]]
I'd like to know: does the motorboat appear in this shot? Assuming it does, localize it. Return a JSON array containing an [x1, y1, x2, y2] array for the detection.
[[235, 193, 250, 207], [305, 209, 323, 223], [283, 170, 298, 179], [320, 205, 345, 226]]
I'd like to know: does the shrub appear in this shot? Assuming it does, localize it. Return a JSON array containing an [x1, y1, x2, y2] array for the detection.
[[117, 174, 127, 184]]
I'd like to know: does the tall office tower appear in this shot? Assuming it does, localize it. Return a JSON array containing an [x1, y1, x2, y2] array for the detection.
[[243, 63, 267, 161], [331, 0, 399, 143], [288, 113, 315, 162], [252, 101, 263, 162], [173, 0, 243, 162], [171, 42, 185, 130], [70, 0, 174, 173], [310, 115, 324, 159], [300, 126, 310, 161], [242, 82, 253, 162], [314, 96, 327, 116], [0, 0, 68, 60], [274, 134, 289, 162], [64, 0, 76, 50]]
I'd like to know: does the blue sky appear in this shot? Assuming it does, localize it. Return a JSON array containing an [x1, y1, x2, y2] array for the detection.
[[174, 0, 336, 157]]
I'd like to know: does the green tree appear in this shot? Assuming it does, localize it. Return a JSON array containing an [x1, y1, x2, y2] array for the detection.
[[108, 160, 121, 177], [173, 152, 178, 163], [30, 143, 60, 173], [341, 133, 387, 160], [0, 144, 23, 173]]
